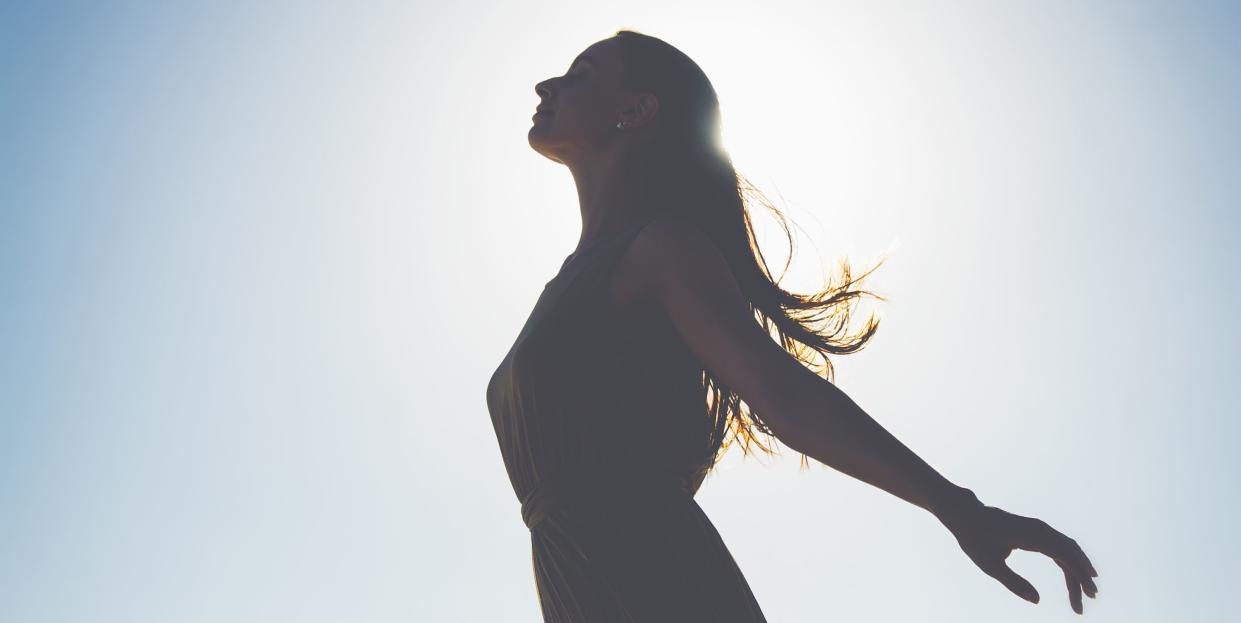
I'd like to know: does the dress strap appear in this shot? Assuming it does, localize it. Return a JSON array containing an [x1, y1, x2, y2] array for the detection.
[[582, 215, 660, 261], [546, 215, 661, 296]]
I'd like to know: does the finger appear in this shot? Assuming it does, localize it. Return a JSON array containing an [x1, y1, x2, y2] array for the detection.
[[1022, 521, 1099, 592], [1045, 539, 1098, 598], [1059, 536, 1099, 585], [1056, 537, 1099, 596], [1078, 545, 1099, 578], [1062, 563, 1084, 614], [984, 561, 1039, 604], [1081, 568, 1098, 598]]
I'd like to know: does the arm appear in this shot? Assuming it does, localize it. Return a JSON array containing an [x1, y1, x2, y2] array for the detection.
[[621, 219, 1099, 613], [767, 366, 983, 517], [624, 218, 977, 519]]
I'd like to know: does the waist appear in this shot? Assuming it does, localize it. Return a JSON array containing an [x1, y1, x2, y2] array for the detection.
[[519, 469, 693, 531]]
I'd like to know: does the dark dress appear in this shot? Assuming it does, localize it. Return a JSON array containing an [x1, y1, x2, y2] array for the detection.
[[486, 216, 769, 622]]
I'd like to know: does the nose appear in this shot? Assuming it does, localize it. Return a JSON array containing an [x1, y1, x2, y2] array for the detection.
[[535, 79, 552, 100]]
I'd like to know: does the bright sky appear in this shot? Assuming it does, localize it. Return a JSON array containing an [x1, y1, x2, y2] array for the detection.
[[2, 1, 1238, 621]]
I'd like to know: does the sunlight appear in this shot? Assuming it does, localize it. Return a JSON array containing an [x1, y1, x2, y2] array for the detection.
[[706, 28, 912, 300]]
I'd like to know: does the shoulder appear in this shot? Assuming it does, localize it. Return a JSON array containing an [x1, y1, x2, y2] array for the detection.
[[633, 216, 717, 258], [611, 216, 736, 309]]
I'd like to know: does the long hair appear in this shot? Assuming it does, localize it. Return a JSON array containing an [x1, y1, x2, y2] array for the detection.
[[612, 29, 887, 476]]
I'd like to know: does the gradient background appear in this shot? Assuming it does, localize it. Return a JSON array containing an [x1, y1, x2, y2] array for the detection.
[[2, 1, 1237, 621]]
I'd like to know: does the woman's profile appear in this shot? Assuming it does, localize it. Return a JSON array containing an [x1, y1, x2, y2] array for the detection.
[[486, 29, 1099, 621]]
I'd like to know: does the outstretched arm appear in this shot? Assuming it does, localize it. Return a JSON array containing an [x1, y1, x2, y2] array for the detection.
[[620, 218, 1099, 613], [756, 360, 981, 516], [623, 219, 973, 517]]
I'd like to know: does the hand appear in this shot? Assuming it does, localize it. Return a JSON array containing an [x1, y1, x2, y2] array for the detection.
[[935, 495, 1100, 614]]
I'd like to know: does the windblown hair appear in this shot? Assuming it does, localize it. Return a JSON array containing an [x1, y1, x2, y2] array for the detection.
[[612, 29, 887, 476]]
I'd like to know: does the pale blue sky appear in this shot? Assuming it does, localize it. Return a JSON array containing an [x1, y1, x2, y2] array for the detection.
[[2, 1, 1238, 621]]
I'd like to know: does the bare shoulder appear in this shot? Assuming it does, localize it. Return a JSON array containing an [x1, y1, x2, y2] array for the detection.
[[611, 216, 733, 310], [611, 216, 816, 432]]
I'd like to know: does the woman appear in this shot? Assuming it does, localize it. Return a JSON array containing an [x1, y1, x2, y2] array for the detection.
[[486, 29, 1099, 621]]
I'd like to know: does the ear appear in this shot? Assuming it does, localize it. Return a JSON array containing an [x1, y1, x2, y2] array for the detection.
[[620, 93, 660, 128]]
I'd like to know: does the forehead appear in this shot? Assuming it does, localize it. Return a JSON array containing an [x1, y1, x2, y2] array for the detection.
[[571, 39, 620, 71]]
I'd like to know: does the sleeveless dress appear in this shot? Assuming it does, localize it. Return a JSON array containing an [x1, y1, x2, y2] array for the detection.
[[485, 216, 769, 622]]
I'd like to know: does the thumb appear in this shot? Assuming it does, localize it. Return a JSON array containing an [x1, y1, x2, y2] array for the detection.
[[986, 562, 1040, 604]]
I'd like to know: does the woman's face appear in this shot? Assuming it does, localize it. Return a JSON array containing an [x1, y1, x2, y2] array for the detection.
[[529, 38, 647, 165]]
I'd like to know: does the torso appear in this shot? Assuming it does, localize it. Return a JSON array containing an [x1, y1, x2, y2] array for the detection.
[[607, 220, 662, 319], [486, 215, 716, 502]]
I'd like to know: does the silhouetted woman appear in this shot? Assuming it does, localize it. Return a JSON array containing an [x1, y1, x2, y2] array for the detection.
[[486, 29, 1099, 621]]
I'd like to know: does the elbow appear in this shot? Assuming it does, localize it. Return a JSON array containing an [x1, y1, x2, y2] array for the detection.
[[755, 372, 828, 448], [766, 369, 855, 453]]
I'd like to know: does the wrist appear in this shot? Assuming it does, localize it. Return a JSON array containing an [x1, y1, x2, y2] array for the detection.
[[928, 483, 984, 522]]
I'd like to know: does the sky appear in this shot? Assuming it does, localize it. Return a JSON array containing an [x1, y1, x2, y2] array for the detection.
[[1, 1, 1238, 621]]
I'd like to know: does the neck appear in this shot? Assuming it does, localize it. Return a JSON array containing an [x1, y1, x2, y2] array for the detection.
[[565, 145, 651, 251]]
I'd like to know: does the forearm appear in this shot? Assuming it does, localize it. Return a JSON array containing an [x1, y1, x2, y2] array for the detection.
[[773, 379, 981, 519]]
